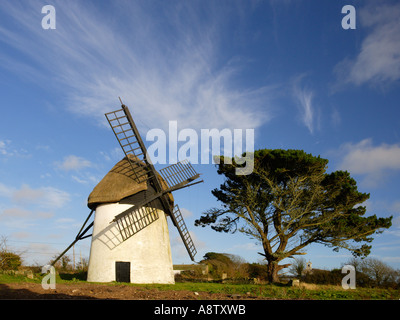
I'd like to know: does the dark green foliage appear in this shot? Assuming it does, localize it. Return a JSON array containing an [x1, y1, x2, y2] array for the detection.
[[201, 252, 239, 279], [247, 263, 269, 281], [202, 252, 233, 264], [0, 251, 22, 270], [195, 149, 393, 282], [303, 269, 343, 285]]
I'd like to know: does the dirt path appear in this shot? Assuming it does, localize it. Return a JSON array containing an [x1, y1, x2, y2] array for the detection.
[[0, 282, 258, 300]]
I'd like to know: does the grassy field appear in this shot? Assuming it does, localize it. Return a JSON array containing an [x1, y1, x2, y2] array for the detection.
[[139, 282, 400, 300], [1, 272, 399, 300]]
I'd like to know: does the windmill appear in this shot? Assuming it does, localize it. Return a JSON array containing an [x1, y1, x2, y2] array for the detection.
[[52, 100, 203, 283]]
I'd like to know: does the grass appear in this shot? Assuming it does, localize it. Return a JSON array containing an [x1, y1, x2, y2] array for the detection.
[[144, 282, 400, 300], [0, 273, 37, 284], [1, 272, 399, 300]]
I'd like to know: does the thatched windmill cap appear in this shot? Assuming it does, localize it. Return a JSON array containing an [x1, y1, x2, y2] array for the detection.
[[87, 155, 173, 210]]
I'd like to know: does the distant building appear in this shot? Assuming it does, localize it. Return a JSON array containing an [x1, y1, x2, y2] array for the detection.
[[302, 260, 313, 275]]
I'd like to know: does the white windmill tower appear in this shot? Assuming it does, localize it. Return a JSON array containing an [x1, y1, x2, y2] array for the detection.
[[52, 101, 202, 284]]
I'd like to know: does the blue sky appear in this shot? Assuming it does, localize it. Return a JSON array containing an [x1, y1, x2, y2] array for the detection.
[[0, 0, 399, 272]]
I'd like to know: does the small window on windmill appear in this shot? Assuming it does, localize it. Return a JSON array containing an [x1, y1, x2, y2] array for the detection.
[[115, 261, 131, 283]]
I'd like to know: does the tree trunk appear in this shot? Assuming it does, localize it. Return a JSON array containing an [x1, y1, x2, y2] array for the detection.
[[265, 260, 291, 283], [266, 262, 280, 283]]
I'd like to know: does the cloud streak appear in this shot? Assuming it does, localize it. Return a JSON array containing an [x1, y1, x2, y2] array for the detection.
[[337, 139, 400, 187], [334, 2, 400, 88], [55, 155, 92, 172], [0, 182, 69, 226], [0, 0, 273, 131], [11, 184, 70, 209], [292, 75, 316, 134]]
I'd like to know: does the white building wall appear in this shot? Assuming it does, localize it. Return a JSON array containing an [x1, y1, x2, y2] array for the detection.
[[87, 202, 174, 284]]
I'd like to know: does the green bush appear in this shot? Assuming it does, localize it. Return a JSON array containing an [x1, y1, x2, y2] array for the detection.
[[0, 251, 22, 270], [302, 269, 342, 285], [247, 263, 269, 281]]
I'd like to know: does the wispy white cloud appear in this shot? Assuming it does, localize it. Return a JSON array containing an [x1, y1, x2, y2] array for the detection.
[[170, 230, 206, 261], [55, 155, 92, 172], [71, 173, 99, 185], [334, 2, 400, 88], [50, 217, 82, 230], [0, 182, 70, 225], [0, 207, 54, 222], [0, 140, 9, 155], [0, 139, 30, 158], [337, 139, 400, 187], [11, 184, 70, 209], [381, 256, 400, 263], [0, 0, 273, 131], [10, 231, 32, 239], [71, 175, 88, 185], [180, 208, 193, 219], [229, 242, 259, 252], [330, 107, 341, 128], [1, 207, 31, 219], [99, 147, 124, 163], [389, 201, 400, 214], [292, 75, 316, 134], [362, 199, 400, 216], [0, 182, 15, 198]]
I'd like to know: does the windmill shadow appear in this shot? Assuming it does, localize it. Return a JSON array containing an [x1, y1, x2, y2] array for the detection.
[[92, 221, 123, 250]]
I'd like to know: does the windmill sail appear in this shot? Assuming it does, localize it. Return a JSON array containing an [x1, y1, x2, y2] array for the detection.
[[116, 199, 160, 241], [105, 104, 173, 216], [172, 204, 197, 261], [105, 106, 154, 184], [114, 201, 197, 260], [51, 101, 202, 268], [105, 103, 202, 261], [110, 159, 202, 260], [111, 160, 202, 225], [159, 160, 200, 190]]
